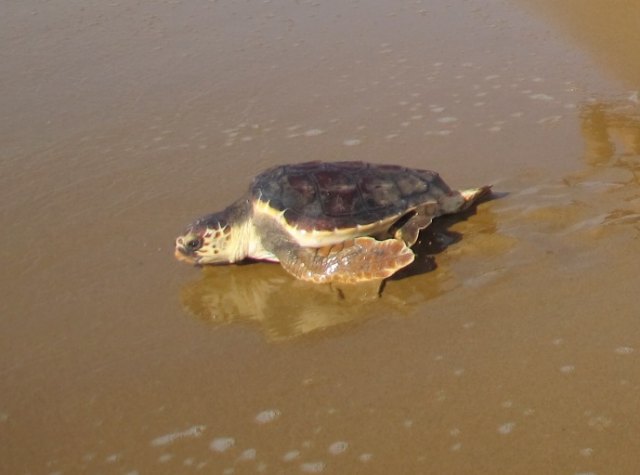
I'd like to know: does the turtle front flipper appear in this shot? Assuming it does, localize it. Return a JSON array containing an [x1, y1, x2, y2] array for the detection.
[[275, 237, 415, 284]]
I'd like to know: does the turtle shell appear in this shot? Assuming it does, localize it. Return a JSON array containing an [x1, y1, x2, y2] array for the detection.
[[251, 161, 453, 232]]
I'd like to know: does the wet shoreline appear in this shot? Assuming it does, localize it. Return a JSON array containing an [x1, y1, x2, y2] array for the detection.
[[2, 0, 640, 473]]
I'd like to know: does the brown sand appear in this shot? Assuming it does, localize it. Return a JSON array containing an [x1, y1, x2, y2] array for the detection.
[[2, 0, 640, 473]]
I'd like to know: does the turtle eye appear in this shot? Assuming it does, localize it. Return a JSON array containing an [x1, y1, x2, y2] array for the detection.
[[186, 238, 203, 251]]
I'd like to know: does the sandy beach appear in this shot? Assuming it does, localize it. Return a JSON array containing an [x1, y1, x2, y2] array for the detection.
[[2, 0, 639, 473]]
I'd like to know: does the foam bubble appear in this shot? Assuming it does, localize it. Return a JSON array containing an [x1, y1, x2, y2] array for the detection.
[[105, 454, 121, 463], [537, 115, 563, 124], [239, 448, 257, 461], [210, 437, 235, 453], [614, 346, 635, 355], [450, 442, 462, 451], [283, 450, 301, 462], [529, 93, 554, 101], [151, 425, 206, 447], [255, 409, 281, 424], [587, 415, 612, 430], [300, 461, 325, 473], [498, 422, 516, 434], [328, 441, 348, 455], [304, 129, 324, 137]]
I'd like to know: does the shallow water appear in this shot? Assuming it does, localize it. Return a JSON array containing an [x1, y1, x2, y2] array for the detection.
[[2, 0, 640, 474]]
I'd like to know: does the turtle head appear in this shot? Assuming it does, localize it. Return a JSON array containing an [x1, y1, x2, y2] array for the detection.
[[175, 200, 252, 265], [175, 212, 238, 265]]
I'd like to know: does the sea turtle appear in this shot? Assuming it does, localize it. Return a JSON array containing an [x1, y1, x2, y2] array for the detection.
[[175, 161, 490, 283]]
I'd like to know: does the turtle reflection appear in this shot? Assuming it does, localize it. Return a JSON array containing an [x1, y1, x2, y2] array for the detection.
[[181, 264, 402, 341]]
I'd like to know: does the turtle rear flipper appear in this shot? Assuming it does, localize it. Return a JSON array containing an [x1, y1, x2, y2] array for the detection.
[[441, 185, 493, 214], [392, 203, 438, 246], [276, 237, 415, 284]]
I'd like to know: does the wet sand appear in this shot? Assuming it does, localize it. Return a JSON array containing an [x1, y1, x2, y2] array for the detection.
[[2, 0, 640, 473]]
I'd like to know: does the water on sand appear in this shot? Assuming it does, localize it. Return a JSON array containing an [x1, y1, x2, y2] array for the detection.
[[2, 0, 640, 473]]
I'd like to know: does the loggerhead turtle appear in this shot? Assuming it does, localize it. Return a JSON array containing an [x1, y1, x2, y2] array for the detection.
[[175, 161, 490, 283]]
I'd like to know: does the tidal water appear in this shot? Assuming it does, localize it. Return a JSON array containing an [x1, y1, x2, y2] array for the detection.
[[2, 0, 640, 473]]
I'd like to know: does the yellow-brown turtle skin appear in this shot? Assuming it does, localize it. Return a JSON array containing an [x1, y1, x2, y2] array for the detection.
[[175, 161, 491, 283]]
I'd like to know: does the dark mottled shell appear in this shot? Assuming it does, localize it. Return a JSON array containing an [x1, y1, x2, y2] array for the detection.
[[251, 161, 453, 231]]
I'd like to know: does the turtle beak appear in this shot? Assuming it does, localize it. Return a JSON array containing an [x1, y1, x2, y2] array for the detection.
[[174, 247, 197, 264], [174, 237, 199, 264]]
